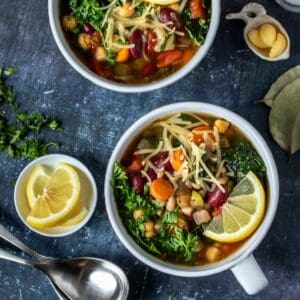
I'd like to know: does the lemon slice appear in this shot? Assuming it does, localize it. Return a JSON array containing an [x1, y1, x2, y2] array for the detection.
[[203, 171, 265, 243], [144, 0, 179, 5], [26, 163, 81, 229], [59, 202, 88, 227]]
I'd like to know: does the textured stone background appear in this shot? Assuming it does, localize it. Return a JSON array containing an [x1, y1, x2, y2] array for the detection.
[[0, 0, 299, 299]]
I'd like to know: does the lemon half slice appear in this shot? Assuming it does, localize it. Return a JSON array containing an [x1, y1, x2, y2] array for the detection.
[[144, 0, 179, 5], [203, 171, 265, 243], [26, 163, 81, 229]]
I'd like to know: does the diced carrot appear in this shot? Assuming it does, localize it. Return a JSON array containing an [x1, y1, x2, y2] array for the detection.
[[157, 50, 182, 69], [181, 47, 196, 66], [191, 125, 215, 144], [116, 48, 130, 63], [189, 0, 206, 19], [126, 156, 142, 174], [150, 178, 174, 201], [171, 149, 184, 171]]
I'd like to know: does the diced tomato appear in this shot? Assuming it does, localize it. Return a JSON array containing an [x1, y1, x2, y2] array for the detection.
[[90, 60, 113, 79], [126, 156, 143, 174], [146, 30, 157, 55], [189, 0, 206, 19], [142, 62, 157, 77], [156, 50, 182, 69]]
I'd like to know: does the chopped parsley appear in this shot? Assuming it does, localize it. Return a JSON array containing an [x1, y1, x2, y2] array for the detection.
[[112, 162, 201, 262], [69, 0, 105, 31], [0, 66, 62, 159]]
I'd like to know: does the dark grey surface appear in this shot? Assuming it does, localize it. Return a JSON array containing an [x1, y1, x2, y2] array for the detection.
[[0, 0, 299, 299]]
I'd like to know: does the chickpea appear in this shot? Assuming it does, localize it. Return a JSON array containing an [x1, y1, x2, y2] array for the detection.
[[214, 119, 230, 134], [78, 33, 92, 50], [205, 246, 221, 262], [176, 194, 191, 208], [144, 221, 154, 232], [94, 46, 107, 61], [133, 209, 144, 220], [145, 230, 156, 238], [62, 15, 77, 31], [118, 2, 135, 18]]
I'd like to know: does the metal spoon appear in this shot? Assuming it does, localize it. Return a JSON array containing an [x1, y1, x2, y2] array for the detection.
[[0, 225, 129, 300], [0, 224, 68, 300]]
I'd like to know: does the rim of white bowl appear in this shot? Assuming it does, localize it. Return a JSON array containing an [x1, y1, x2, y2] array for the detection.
[[48, 0, 221, 93], [14, 154, 98, 237], [104, 102, 279, 276]]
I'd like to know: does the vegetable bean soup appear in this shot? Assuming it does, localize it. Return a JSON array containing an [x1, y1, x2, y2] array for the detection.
[[112, 113, 267, 265], [60, 0, 211, 83]]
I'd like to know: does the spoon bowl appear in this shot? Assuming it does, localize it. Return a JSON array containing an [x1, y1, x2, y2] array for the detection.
[[36, 257, 129, 300], [0, 247, 129, 300]]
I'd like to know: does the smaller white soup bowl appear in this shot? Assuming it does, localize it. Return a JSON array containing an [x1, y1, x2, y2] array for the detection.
[[48, 0, 221, 93], [105, 102, 279, 295], [14, 154, 97, 237]]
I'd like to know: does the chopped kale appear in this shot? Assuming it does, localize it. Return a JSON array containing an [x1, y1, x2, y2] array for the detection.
[[223, 140, 266, 181]]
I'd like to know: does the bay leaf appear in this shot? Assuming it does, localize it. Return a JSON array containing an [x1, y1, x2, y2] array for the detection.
[[262, 65, 300, 107], [269, 77, 300, 155]]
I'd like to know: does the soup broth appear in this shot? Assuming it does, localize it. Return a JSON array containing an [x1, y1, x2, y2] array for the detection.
[[60, 0, 211, 84], [112, 112, 267, 265]]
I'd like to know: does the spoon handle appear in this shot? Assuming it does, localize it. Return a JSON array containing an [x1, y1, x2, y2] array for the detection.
[[0, 248, 32, 266], [0, 223, 49, 261]]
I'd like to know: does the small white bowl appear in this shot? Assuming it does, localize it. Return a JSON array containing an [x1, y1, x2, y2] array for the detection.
[[48, 0, 221, 93], [14, 154, 97, 237]]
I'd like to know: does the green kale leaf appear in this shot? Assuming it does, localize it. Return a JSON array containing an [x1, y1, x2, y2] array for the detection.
[[223, 140, 266, 182]]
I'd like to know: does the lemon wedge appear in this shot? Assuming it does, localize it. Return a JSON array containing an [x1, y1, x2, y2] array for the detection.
[[26, 163, 81, 229], [203, 171, 265, 243], [59, 202, 88, 227]]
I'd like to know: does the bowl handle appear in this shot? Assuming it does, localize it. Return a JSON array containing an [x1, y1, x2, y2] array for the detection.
[[231, 254, 268, 295]]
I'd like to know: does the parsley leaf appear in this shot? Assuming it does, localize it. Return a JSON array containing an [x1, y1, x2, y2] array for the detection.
[[69, 0, 105, 31]]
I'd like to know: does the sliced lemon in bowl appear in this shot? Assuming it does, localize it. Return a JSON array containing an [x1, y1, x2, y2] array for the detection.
[[26, 163, 81, 229], [59, 202, 88, 227], [203, 171, 265, 243]]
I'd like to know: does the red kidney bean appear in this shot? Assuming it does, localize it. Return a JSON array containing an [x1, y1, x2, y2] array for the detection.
[[151, 152, 174, 173], [207, 186, 228, 208], [131, 173, 144, 194], [142, 62, 157, 77], [130, 29, 143, 59], [83, 23, 95, 34], [147, 168, 157, 181], [159, 8, 183, 30]]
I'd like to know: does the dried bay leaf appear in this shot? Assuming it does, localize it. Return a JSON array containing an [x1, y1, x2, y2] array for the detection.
[[269, 77, 300, 155], [263, 65, 300, 106]]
